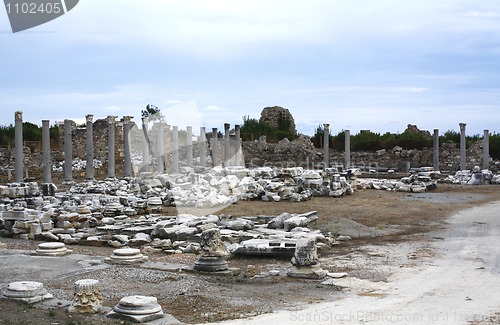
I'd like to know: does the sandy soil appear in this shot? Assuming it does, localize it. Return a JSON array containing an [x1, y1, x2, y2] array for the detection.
[[0, 184, 499, 325]]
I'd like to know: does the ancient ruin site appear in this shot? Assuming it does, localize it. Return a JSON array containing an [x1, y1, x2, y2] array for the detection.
[[0, 107, 499, 325]]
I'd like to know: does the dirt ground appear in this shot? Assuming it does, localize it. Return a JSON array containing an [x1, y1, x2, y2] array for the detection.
[[0, 184, 498, 325]]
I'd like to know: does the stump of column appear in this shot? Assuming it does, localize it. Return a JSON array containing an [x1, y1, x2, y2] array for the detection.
[[69, 279, 103, 314], [287, 236, 327, 279], [483, 130, 490, 170], [212, 128, 219, 167], [433, 129, 439, 172], [107, 295, 164, 323], [123, 116, 133, 178], [107, 116, 116, 179], [194, 228, 229, 272], [14, 111, 23, 182], [459, 123, 467, 171], [0, 242, 6, 250], [200, 127, 207, 168], [35, 242, 72, 256], [2, 281, 53, 303], [105, 248, 148, 265], [63, 119, 74, 183]]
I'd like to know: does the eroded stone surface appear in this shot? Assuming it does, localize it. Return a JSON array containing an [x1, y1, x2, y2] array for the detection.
[[69, 279, 103, 314], [107, 295, 164, 323], [2, 281, 53, 303]]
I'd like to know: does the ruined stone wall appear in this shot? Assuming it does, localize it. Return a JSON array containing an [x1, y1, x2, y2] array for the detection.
[[242, 137, 499, 173]]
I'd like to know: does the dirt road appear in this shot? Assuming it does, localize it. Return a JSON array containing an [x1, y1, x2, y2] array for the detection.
[[203, 200, 500, 325]]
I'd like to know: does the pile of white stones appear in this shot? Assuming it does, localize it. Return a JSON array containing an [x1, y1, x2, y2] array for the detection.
[[442, 166, 498, 185]]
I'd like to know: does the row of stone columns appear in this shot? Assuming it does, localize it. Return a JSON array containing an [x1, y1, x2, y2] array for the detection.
[[323, 123, 490, 172], [14, 113, 244, 183], [13, 112, 492, 182]]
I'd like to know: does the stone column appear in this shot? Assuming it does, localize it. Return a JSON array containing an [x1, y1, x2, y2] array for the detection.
[[141, 118, 150, 172], [212, 128, 219, 167], [224, 123, 230, 167], [85, 115, 94, 180], [459, 123, 466, 170], [200, 127, 206, 168], [123, 116, 132, 178], [107, 116, 116, 179], [344, 130, 351, 170], [186, 126, 193, 167], [42, 120, 51, 183], [483, 130, 490, 170], [433, 129, 439, 172], [156, 122, 164, 173], [323, 124, 330, 168], [172, 126, 179, 173], [235, 124, 242, 167], [14, 111, 23, 182], [63, 119, 73, 183]]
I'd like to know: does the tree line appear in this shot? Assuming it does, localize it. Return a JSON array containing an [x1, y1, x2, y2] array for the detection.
[[310, 124, 500, 160]]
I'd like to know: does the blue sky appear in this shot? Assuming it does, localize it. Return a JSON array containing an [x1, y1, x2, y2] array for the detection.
[[1, 0, 500, 136]]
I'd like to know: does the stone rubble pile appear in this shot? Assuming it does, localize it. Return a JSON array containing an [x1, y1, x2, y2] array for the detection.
[[0, 165, 438, 251], [442, 166, 498, 185]]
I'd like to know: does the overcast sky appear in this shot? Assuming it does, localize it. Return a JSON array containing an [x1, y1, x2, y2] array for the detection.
[[1, 0, 499, 136]]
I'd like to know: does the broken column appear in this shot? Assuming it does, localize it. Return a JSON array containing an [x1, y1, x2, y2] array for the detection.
[[63, 119, 73, 183], [483, 130, 490, 170], [69, 279, 103, 314], [2, 281, 53, 303], [35, 242, 72, 256], [107, 116, 116, 179], [287, 236, 327, 279], [235, 124, 242, 166], [344, 129, 351, 170], [459, 123, 466, 171], [107, 295, 164, 323], [172, 126, 179, 173], [224, 123, 231, 167], [157, 122, 165, 173], [42, 119, 52, 183], [85, 115, 94, 180], [123, 116, 132, 178], [212, 127, 219, 167], [14, 111, 23, 182], [186, 126, 193, 167], [433, 129, 439, 172], [194, 228, 229, 272], [323, 123, 330, 168], [200, 127, 206, 168], [106, 248, 147, 265]]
